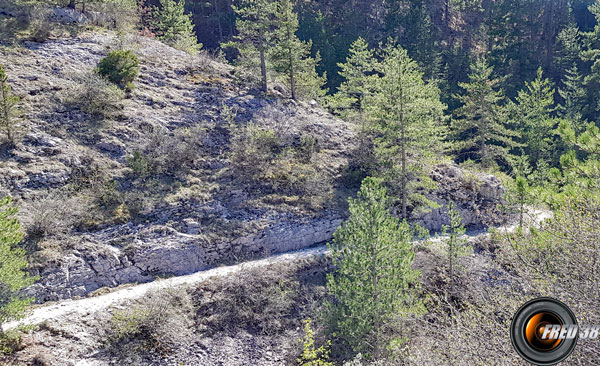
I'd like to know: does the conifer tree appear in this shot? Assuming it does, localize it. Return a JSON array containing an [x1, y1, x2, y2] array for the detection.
[[514, 68, 557, 167], [153, 0, 201, 55], [270, 0, 326, 100], [441, 201, 469, 297], [326, 177, 422, 355], [451, 58, 518, 168], [326, 37, 374, 122], [581, 0, 600, 121], [0, 65, 22, 145], [364, 40, 446, 219], [558, 63, 587, 132], [0, 196, 35, 331], [225, 0, 277, 93]]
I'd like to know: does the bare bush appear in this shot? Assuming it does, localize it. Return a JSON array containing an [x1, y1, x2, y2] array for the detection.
[[104, 287, 193, 362], [193, 264, 326, 337], [127, 126, 206, 178], [62, 71, 124, 118], [19, 192, 88, 243]]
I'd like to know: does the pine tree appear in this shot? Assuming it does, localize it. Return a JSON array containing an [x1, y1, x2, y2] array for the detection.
[[364, 40, 446, 219], [326, 37, 374, 122], [553, 23, 582, 76], [441, 201, 469, 298], [153, 0, 201, 55], [0, 65, 22, 146], [581, 0, 600, 121], [514, 67, 557, 167], [270, 0, 326, 100], [225, 0, 277, 93], [558, 63, 587, 132], [326, 177, 422, 355], [0, 196, 35, 332], [451, 58, 518, 168]]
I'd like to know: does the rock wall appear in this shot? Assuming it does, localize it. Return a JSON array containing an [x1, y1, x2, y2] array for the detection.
[[415, 164, 505, 231], [24, 216, 342, 302]]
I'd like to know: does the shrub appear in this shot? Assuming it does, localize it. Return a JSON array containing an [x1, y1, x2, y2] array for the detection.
[[127, 126, 205, 178], [19, 193, 87, 245], [97, 49, 139, 90], [296, 135, 319, 163], [126, 150, 151, 177], [105, 288, 193, 359], [229, 123, 279, 182], [298, 318, 333, 366], [193, 265, 324, 336], [64, 71, 124, 118]]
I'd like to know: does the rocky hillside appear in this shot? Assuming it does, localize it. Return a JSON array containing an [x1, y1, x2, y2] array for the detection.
[[1, 19, 503, 306]]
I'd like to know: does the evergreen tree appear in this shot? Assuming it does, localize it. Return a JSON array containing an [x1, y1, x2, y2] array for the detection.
[[364, 40, 446, 219], [225, 0, 277, 93], [0, 196, 35, 332], [514, 67, 558, 167], [270, 0, 326, 100], [153, 0, 201, 55], [553, 23, 582, 76], [326, 177, 422, 355], [326, 37, 375, 122], [451, 58, 518, 168], [0, 65, 22, 145], [558, 63, 587, 132], [441, 201, 469, 297], [581, 0, 600, 121]]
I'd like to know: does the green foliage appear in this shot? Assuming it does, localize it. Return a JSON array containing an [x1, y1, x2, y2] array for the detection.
[[326, 177, 423, 355], [229, 123, 279, 181], [441, 201, 469, 295], [451, 58, 519, 168], [270, 0, 326, 100], [0, 196, 36, 333], [0, 65, 22, 145], [298, 318, 333, 366], [153, 0, 201, 55], [326, 37, 374, 121], [558, 63, 587, 133], [225, 0, 277, 92], [126, 150, 151, 177], [512, 68, 559, 168], [364, 40, 446, 219], [97, 49, 139, 91]]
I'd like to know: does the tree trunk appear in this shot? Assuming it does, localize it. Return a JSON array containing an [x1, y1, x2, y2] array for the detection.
[[401, 124, 407, 219], [212, 0, 223, 42], [287, 23, 296, 100]]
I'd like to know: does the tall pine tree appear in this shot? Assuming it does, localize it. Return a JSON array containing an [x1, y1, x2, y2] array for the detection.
[[513, 67, 558, 168], [225, 0, 277, 93], [153, 0, 201, 55], [365, 40, 446, 219], [326, 177, 422, 355], [558, 63, 587, 133], [326, 37, 375, 122], [270, 0, 326, 100], [451, 58, 518, 168]]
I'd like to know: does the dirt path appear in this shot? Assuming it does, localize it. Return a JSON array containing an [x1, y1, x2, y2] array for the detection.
[[2, 209, 552, 332], [2, 246, 327, 331]]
